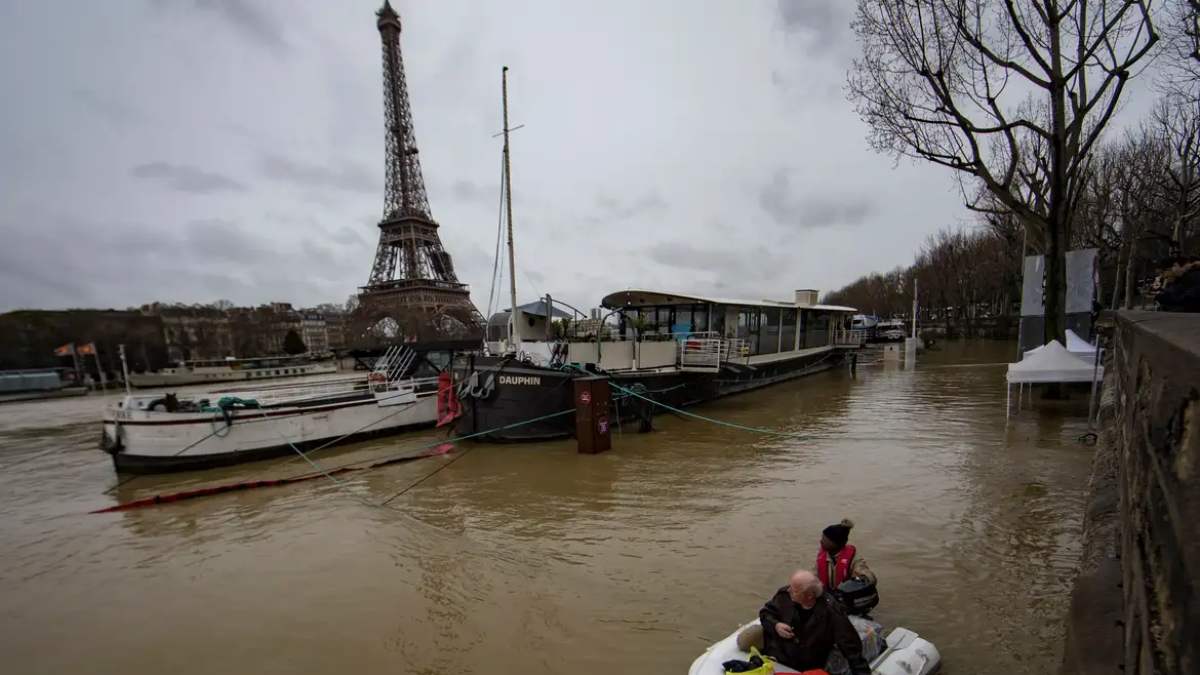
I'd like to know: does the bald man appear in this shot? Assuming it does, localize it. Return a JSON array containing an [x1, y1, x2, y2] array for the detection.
[[758, 570, 870, 675]]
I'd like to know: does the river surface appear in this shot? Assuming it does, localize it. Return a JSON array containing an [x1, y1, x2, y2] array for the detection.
[[0, 341, 1094, 674]]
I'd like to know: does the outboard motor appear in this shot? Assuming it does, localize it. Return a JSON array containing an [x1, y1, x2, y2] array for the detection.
[[834, 577, 879, 616]]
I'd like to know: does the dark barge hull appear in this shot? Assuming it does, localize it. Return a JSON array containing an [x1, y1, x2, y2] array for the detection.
[[455, 348, 844, 442]]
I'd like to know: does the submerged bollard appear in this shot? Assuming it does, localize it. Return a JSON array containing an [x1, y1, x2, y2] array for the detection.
[[574, 377, 611, 454]]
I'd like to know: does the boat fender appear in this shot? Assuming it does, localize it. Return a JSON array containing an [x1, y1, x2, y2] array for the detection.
[[99, 426, 124, 454]]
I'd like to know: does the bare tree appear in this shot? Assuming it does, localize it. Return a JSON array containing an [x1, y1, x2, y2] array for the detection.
[[1184, 0, 1200, 65], [849, 0, 1157, 344], [1151, 94, 1200, 254], [1160, 0, 1200, 90]]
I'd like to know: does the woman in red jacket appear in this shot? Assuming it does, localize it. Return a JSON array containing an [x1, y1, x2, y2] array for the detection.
[[816, 518, 876, 589]]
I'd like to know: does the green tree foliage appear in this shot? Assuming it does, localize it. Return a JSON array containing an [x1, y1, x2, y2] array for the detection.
[[282, 329, 307, 355]]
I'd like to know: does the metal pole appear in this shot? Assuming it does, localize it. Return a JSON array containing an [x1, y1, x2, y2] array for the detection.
[[501, 66, 520, 348], [118, 344, 132, 394], [1087, 339, 1102, 426], [911, 277, 919, 339], [92, 345, 108, 390], [545, 293, 553, 340], [71, 346, 82, 386]]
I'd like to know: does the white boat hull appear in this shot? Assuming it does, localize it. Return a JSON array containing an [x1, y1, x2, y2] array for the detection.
[[102, 392, 437, 473], [687, 619, 940, 675]]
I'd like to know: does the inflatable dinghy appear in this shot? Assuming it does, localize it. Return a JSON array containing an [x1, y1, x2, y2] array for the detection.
[[687, 617, 939, 675]]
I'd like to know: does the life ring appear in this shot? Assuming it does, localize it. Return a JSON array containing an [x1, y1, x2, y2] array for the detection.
[[368, 372, 387, 384]]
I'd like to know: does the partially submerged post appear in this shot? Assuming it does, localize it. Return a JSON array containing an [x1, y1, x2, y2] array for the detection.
[[574, 377, 611, 454], [905, 276, 919, 366]]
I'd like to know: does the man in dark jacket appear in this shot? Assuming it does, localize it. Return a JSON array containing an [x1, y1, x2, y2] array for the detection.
[[759, 570, 870, 675]]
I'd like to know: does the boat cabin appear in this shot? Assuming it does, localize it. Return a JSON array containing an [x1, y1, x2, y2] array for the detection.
[[556, 288, 859, 372], [485, 301, 574, 354]]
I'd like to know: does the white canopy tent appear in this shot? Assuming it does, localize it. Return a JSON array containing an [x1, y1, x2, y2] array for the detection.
[[1006, 339, 1103, 417], [1065, 329, 1097, 357]]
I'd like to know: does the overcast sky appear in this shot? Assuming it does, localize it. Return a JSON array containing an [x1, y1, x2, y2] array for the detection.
[[0, 1, 1161, 314]]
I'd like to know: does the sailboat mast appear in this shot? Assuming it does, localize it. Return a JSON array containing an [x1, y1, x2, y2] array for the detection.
[[501, 66, 520, 345]]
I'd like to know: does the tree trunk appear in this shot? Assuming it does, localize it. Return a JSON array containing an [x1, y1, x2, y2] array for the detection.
[[1043, 6, 1069, 398], [1124, 241, 1138, 308], [1110, 243, 1124, 310]]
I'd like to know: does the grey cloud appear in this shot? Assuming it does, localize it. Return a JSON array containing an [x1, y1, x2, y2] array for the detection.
[[261, 213, 369, 248], [73, 89, 146, 127], [130, 162, 247, 194], [759, 169, 874, 228], [647, 241, 784, 282], [775, 0, 846, 51], [586, 190, 668, 224], [333, 226, 367, 246], [260, 154, 377, 194], [0, 242, 89, 308], [0, 212, 357, 310], [184, 0, 288, 53], [183, 218, 268, 265], [450, 179, 500, 205]]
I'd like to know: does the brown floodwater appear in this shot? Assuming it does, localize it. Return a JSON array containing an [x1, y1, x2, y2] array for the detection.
[[0, 341, 1094, 674]]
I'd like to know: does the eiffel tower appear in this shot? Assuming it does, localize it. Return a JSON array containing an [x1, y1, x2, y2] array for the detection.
[[352, 1, 483, 345]]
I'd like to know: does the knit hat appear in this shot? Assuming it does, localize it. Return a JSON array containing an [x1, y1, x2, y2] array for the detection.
[[822, 518, 855, 547]]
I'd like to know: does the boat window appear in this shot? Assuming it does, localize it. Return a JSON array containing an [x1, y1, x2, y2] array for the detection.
[[672, 306, 692, 334], [736, 308, 761, 354], [803, 311, 831, 348], [758, 308, 780, 355], [780, 309, 798, 351]]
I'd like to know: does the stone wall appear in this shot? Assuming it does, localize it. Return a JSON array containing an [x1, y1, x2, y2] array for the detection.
[[1061, 311, 1199, 675]]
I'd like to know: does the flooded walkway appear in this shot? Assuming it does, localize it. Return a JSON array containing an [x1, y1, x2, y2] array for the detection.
[[0, 341, 1093, 674]]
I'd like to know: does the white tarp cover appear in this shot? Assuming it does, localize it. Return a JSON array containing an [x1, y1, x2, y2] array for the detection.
[[1018, 248, 1098, 316], [1065, 248, 1099, 313], [1065, 329, 1097, 355], [1007, 339, 1100, 383], [1020, 255, 1045, 317]]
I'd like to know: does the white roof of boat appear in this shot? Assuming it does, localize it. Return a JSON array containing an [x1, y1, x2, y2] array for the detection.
[[1007, 339, 1101, 383], [599, 289, 856, 312]]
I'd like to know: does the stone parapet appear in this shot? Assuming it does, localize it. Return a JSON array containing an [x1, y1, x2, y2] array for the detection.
[[1061, 311, 1199, 675]]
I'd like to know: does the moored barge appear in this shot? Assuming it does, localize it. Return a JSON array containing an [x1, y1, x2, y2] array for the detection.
[[454, 289, 862, 441]]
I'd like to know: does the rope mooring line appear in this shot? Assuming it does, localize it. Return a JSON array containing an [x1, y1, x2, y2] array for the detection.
[[374, 408, 575, 506], [91, 407, 574, 514]]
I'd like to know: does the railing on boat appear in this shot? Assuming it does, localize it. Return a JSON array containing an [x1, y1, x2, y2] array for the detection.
[[218, 377, 370, 407], [720, 338, 751, 364], [680, 336, 722, 370], [833, 328, 867, 347]]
